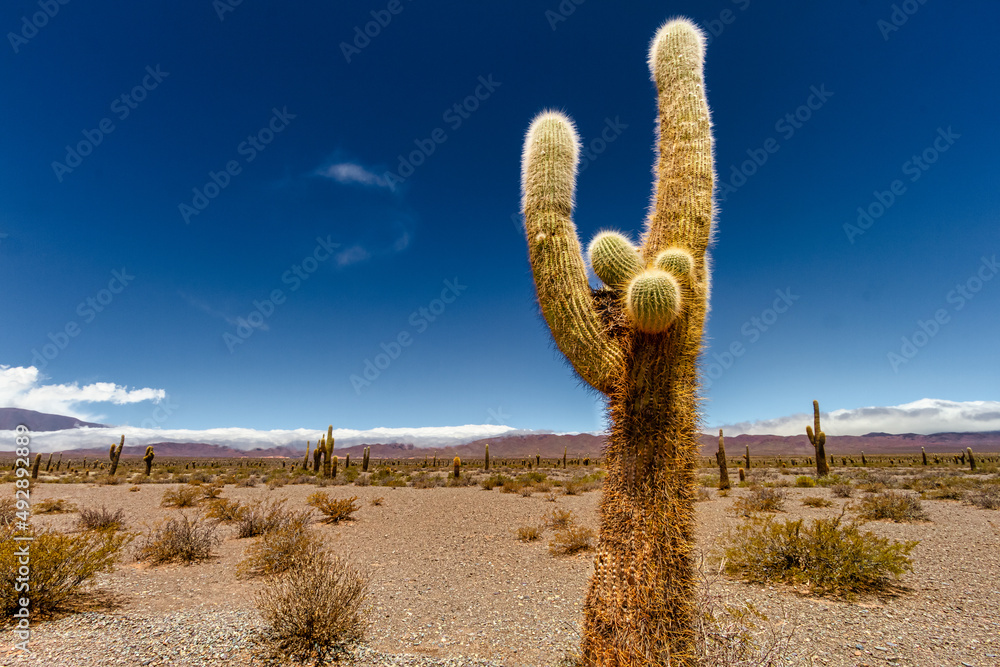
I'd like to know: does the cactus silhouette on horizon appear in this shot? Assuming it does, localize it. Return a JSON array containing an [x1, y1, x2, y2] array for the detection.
[[807, 400, 829, 477], [519, 17, 714, 665], [716, 430, 730, 491]]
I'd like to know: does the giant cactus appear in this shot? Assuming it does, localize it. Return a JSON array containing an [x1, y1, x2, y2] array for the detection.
[[716, 429, 730, 491], [806, 400, 829, 477], [519, 18, 714, 665], [109, 435, 125, 477], [143, 446, 155, 475]]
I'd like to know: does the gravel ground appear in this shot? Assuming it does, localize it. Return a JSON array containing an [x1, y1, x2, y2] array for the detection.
[[2, 472, 999, 666]]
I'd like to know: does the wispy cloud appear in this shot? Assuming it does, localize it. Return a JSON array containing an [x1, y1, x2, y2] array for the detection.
[[335, 244, 372, 267], [0, 366, 165, 422], [179, 291, 268, 331], [717, 399, 1000, 436], [318, 162, 387, 188]]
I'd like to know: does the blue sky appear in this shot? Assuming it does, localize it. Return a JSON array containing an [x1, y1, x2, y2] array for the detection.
[[1, 0, 997, 438]]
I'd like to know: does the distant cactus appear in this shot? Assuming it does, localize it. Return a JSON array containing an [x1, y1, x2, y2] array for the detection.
[[362, 446, 370, 472], [322, 426, 335, 477], [109, 435, 125, 476], [143, 446, 155, 475], [737, 467, 745, 482], [313, 440, 322, 473], [745, 445, 751, 470], [806, 400, 829, 477], [582, 457, 590, 466], [31, 453, 42, 479], [44, 452, 53, 472], [303, 441, 311, 471], [453, 456, 461, 479], [921, 447, 928, 466], [536, 454, 541, 467], [716, 430, 730, 491], [861, 451, 867, 466], [432, 454, 437, 468], [345, 453, 350, 468], [55, 454, 62, 471], [485, 443, 490, 471], [967, 447, 976, 471], [331, 455, 339, 478], [563, 446, 567, 469]]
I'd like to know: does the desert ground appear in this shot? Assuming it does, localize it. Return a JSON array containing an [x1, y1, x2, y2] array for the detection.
[[2, 461, 999, 667]]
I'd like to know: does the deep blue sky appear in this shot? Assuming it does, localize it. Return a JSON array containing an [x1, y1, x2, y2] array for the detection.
[[1, 1, 997, 433]]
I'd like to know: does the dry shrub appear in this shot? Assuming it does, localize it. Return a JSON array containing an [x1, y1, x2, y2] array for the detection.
[[549, 526, 595, 556], [160, 485, 201, 508], [500, 479, 524, 494], [236, 514, 319, 578], [724, 514, 917, 599], [307, 492, 360, 524], [545, 508, 575, 530], [732, 487, 786, 514], [236, 476, 259, 488], [204, 497, 246, 523], [0, 525, 133, 616], [34, 498, 77, 514], [128, 486, 141, 492], [0, 498, 16, 526], [201, 483, 224, 499], [136, 513, 220, 565], [802, 496, 833, 508], [519, 485, 535, 497], [964, 486, 1000, 510], [695, 554, 792, 666], [517, 525, 542, 542], [255, 549, 370, 663], [696, 487, 712, 502], [236, 498, 296, 538], [411, 473, 443, 489], [76, 506, 126, 531], [830, 483, 853, 498], [855, 491, 929, 523], [369, 496, 384, 507]]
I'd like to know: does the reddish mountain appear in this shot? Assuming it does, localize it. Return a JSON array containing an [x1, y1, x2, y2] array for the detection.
[[0, 408, 106, 432]]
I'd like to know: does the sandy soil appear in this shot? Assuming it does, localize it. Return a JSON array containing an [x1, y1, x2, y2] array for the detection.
[[2, 472, 999, 666]]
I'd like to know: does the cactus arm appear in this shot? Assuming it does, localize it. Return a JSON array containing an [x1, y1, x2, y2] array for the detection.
[[521, 111, 624, 395]]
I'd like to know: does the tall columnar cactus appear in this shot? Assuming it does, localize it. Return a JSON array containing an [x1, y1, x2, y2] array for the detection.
[[967, 447, 976, 471], [44, 452, 53, 472], [313, 439, 323, 473], [806, 400, 829, 477], [303, 441, 311, 471], [745, 444, 751, 471], [921, 447, 928, 466], [331, 455, 339, 478], [861, 451, 867, 466], [345, 453, 350, 469], [31, 453, 42, 480], [55, 454, 62, 471], [362, 446, 370, 472], [485, 443, 490, 471], [109, 435, 125, 477], [143, 446, 155, 476], [453, 456, 461, 479], [322, 426, 335, 477], [716, 430, 730, 491], [563, 446, 568, 469], [520, 18, 713, 665]]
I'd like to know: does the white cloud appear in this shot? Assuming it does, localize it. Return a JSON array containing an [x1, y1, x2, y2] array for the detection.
[[0, 366, 165, 422], [1, 423, 529, 454], [717, 399, 1000, 436], [318, 162, 387, 188], [335, 244, 372, 267]]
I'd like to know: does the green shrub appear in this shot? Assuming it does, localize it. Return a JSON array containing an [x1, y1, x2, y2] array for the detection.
[[794, 476, 816, 488], [724, 515, 918, 598], [480, 473, 512, 490], [855, 491, 929, 523], [255, 549, 370, 663], [0, 525, 133, 617]]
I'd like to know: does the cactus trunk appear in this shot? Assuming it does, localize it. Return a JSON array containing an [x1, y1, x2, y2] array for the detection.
[[744, 445, 751, 471], [921, 447, 928, 465], [716, 429, 730, 491], [303, 441, 311, 471], [331, 455, 338, 478], [31, 453, 42, 479], [484, 443, 490, 471], [362, 446, 370, 472], [453, 456, 461, 479], [143, 446, 155, 475], [967, 447, 976, 471], [806, 400, 829, 477], [109, 435, 125, 477], [519, 18, 714, 666]]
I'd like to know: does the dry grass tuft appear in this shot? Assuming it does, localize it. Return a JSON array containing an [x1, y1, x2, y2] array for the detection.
[[545, 508, 575, 530], [204, 497, 246, 523], [236, 514, 319, 578], [517, 525, 543, 542], [160, 485, 201, 508], [255, 549, 370, 663], [549, 526, 595, 556], [733, 487, 786, 514], [802, 496, 833, 508], [34, 498, 77, 514]]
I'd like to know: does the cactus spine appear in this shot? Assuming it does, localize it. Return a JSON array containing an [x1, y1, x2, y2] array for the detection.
[[520, 18, 713, 664], [31, 453, 41, 479], [109, 435, 125, 477], [143, 446, 155, 475], [967, 447, 976, 471], [806, 400, 829, 477], [484, 443, 490, 471], [716, 430, 730, 491], [453, 456, 461, 479]]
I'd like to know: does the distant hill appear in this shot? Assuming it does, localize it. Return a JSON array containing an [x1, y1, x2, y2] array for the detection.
[[0, 408, 106, 432]]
